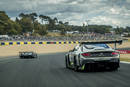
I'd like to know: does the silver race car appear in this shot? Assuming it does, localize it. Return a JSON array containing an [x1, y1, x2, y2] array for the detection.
[[19, 52, 37, 59], [65, 40, 122, 71]]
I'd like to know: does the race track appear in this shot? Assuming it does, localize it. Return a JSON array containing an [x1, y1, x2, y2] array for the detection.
[[0, 52, 130, 87]]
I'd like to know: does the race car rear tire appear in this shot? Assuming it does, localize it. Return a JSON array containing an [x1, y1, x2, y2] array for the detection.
[[110, 66, 119, 71], [110, 63, 119, 71], [20, 56, 23, 59], [65, 56, 69, 68], [35, 55, 38, 58], [74, 65, 79, 71], [74, 57, 79, 72]]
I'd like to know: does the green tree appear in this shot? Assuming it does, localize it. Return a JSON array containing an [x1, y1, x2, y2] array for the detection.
[[19, 17, 33, 33], [114, 27, 124, 35], [34, 21, 48, 36], [0, 11, 22, 35]]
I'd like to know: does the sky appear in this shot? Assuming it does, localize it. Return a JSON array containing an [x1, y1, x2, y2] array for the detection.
[[0, 0, 130, 27]]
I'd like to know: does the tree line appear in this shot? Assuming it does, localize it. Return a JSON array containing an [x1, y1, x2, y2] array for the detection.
[[0, 11, 130, 36]]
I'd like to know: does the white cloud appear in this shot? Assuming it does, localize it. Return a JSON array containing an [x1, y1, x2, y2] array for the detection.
[[126, 0, 130, 3], [110, 8, 120, 14], [69, 1, 78, 5], [47, 0, 65, 4], [19, 0, 65, 4], [0, 0, 130, 27], [10, 17, 16, 21], [124, 13, 130, 16], [90, 16, 129, 27]]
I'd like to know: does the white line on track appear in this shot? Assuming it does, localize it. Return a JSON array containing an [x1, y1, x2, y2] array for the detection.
[[0, 57, 17, 62], [121, 61, 130, 64]]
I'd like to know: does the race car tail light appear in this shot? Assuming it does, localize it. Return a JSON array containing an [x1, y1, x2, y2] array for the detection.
[[81, 53, 91, 57], [112, 52, 119, 56]]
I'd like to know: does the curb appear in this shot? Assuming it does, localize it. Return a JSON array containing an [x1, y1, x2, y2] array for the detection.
[[120, 61, 130, 64]]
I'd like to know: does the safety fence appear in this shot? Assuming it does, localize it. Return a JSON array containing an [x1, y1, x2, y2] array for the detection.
[[0, 34, 122, 41]]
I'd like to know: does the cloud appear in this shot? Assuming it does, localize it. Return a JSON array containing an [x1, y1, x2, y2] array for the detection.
[[109, 8, 120, 15], [0, 0, 130, 27], [126, 0, 130, 3], [91, 16, 121, 26]]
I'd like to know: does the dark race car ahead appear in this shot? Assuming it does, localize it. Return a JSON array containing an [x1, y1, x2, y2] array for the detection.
[[19, 52, 37, 59], [65, 40, 122, 71]]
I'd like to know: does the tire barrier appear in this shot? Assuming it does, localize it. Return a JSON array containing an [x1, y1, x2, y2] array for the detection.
[[117, 50, 130, 54], [0, 41, 80, 46], [0, 40, 122, 46]]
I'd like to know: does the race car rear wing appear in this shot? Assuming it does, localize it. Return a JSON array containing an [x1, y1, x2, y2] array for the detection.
[[80, 40, 123, 49], [81, 40, 122, 44], [19, 51, 34, 53]]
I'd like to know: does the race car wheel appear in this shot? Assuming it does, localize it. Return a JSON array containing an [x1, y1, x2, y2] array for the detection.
[[110, 66, 119, 71], [65, 56, 69, 68], [113, 67, 118, 71], [35, 55, 38, 58], [110, 63, 119, 71], [74, 57, 79, 72], [20, 56, 23, 59], [74, 65, 79, 71]]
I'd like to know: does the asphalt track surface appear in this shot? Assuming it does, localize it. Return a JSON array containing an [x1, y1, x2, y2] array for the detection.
[[0, 52, 130, 87]]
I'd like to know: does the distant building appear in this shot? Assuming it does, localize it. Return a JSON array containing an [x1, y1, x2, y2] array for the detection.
[[110, 30, 115, 35], [48, 30, 61, 33], [0, 35, 9, 39], [52, 30, 60, 33], [23, 32, 32, 37], [121, 32, 129, 37], [66, 31, 79, 34]]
